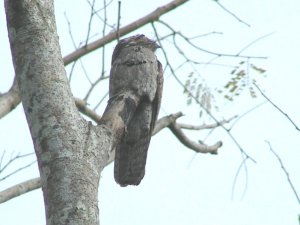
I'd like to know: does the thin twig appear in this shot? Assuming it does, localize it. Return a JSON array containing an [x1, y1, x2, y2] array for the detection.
[[229, 101, 267, 130], [265, 141, 300, 204], [231, 157, 249, 200], [116, 1, 121, 42], [254, 82, 300, 132], [64, 11, 93, 84], [157, 20, 266, 59], [85, 0, 96, 46], [214, 0, 251, 27], [0, 151, 6, 169], [178, 115, 237, 130], [0, 161, 36, 181], [83, 75, 109, 101], [64, 12, 77, 48], [237, 32, 275, 55], [86, 0, 115, 28], [0, 152, 34, 174], [93, 92, 109, 111], [100, 0, 108, 78]]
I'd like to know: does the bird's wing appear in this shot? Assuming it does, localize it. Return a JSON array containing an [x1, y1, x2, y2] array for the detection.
[[150, 60, 164, 132]]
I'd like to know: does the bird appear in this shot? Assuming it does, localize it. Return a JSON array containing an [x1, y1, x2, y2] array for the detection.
[[109, 34, 163, 186]]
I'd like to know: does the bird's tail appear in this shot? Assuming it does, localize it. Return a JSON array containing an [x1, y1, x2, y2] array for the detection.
[[114, 102, 153, 187], [114, 134, 151, 186]]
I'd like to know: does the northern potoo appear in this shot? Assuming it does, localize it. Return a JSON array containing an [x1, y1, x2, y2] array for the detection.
[[109, 34, 163, 186]]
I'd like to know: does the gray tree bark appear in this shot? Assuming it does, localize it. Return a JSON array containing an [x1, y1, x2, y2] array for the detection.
[[4, 1, 117, 224]]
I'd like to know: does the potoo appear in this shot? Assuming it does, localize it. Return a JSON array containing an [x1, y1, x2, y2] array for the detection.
[[109, 34, 163, 186]]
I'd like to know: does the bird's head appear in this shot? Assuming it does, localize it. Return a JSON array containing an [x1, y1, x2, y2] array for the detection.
[[120, 34, 160, 51], [112, 34, 160, 63]]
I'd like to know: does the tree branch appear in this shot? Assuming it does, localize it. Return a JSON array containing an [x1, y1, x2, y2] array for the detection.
[[74, 97, 102, 123], [213, 0, 250, 27], [177, 115, 237, 130], [0, 110, 223, 203], [169, 122, 222, 154], [265, 141, 300, 204], [152, 112, 184, 135], [0, 152, 35, 177], [63, 0, 189, 65], [0, 76, 20, 119], [254, 82, 300, 132], [0, 178, 40, 204]]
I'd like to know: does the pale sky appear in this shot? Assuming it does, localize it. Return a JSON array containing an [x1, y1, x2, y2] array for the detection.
[[0, 1, 300, 225]]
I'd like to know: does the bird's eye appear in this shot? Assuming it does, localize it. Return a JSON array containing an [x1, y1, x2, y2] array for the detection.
[[128, 41, 136, 46]]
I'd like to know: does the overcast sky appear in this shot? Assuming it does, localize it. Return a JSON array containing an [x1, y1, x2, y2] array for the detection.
[[0, 1, 299, 225]]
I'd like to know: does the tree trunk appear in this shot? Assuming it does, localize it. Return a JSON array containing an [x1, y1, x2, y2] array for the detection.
[[4, 1, 119, 224]]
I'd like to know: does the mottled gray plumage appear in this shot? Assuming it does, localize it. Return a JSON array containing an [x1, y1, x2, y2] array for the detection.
[[109, 34, 163, 186]]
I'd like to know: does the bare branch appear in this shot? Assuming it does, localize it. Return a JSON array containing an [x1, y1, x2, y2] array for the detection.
[[0, 152, 35, 175], [82, 0, 110, 103], [254, 82, 300, 132], [63, 0, 190, 65], [0, 76, 20, 119], [229, 101, 267, 130], [0, 161, 36, 182], [213, 0, 251, 27], [169, 122, 222, 154], [83, 75, 109, 102], [0, 178, 41, 204], [152, 112, 184, 135], [265, 141, 300, 204], [157, 20, 267, 59], [93, 92, 109, 111], [74, 98, 102, 123], [237, 32, 275, 55], [231, 157, 249, 200], [0, 151, 36, 182], [116, 0, 121, 41], [153, 113, 222, 154], [178, 115, 237, 130], [64, 12, 77, 48], [85, 0, 96, 46], [86, 0, 115, 28]]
